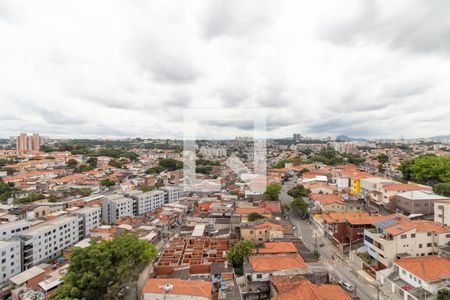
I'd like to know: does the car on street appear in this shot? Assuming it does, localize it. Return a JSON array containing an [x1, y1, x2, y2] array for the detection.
[[339, 280, 354, 293]]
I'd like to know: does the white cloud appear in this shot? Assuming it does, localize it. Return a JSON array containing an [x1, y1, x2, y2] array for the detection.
[[0, 0, 449, 139]]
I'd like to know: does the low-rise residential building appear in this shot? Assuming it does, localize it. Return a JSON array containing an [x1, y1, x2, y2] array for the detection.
[[310, 194, 363, 214], [0, 240, 21, 286], [434, 200, 450, 227], [18, 216, 81, 270], [234, 207, 272, 222], [101, 195, 134, 224], [322, 212, 392, 250], [270, 275, 352, 300], [364, 215, 450, 269], [240, 220, 285, 243], [393, 190, 449, 215], [378, 256, 450, 299], [142, 278, 212, 300], [243, 253, 308, 297], [381, 184, 431, 204]]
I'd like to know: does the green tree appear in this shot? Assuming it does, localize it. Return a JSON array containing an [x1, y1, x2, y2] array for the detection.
[[377, 154, 389, 164], [145, 166, 164, 174], [399, 155, 450, 184], [49, 234, 157, 300], [227, 240, 254, 268], [437, 288, 450, 300], [1, 167, 16, 176], [100, 179, 116, 187], [67, 159, 78, 169], [158, 159, 183, 171], [248, 212, 264, 222], [0, 180, 16, 201], [74, 164, 93, 173], [139, 185, 154, 192], [196, 166, 212, 174], [264, 183, 282, 201], [14, 192, 46, 204], [434, 183, 450, 197], [290, 197, 309, 215], [287, 185, 311, 198], [87, 157, 98, 168]]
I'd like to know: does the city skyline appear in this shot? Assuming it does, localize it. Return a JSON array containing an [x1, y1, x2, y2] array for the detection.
[[1, 0, 450, 139]]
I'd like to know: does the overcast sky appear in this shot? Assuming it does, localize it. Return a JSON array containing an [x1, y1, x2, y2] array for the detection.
[[1, 0, 450, 139]]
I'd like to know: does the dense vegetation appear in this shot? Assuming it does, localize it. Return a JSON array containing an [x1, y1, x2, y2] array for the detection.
[[272, 157, 303, 168], [290, 197, 309, 215], [399, 155, 450, 196], [310, 149, 365, 166], [42, 143, 139, 161], [49, 234, 157, 300], [227, 240, 254, 268], [145, 158, 183, 174], [0, 180, 16, 201], [263, 183, 282, 201], [287, 185, 311, 198], [247, 212, 264, 222], [100, 179, 116, 187]]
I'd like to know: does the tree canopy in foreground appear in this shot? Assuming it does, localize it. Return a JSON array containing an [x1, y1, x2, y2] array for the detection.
[[49, 234, 157, 300]]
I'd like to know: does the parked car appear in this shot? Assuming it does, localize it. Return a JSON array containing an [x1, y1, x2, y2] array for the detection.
[[338, 280, 354, 293]]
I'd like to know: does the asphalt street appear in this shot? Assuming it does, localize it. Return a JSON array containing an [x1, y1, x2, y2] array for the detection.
[[280, 177, 382, 300]]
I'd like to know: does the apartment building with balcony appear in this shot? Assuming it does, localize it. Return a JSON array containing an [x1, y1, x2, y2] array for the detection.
[[72, 206, 101, 238], [364, 215, 450, 269], [126, 190, 165, 215], [0, 240, 21, 286], [434, 200, 450, 227], [101, 195, 134, 224], [163, 186, 186, 203], [17, 216, 80, 270]]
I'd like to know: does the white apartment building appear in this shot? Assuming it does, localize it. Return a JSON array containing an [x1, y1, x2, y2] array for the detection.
[[102, 195, 134, 224], [360, 177, 397, 203], [434, 200, 450, 227], [364, 215, 450, 269], [127, 190, 165, 215], [18, 216, 80, 270], [163, 186, 186, 203], [0, 220, 31, 240], [0, 240, 21, 286], [73, 206, 101, 238]]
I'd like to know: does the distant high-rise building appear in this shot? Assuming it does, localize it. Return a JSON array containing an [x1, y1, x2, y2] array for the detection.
[[293, 133, 302, 141], [16, 132, 43, 151]]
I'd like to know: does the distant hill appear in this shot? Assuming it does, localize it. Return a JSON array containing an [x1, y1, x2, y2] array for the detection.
[[430, 135, 450, 141], [336, 135, 367, 142]]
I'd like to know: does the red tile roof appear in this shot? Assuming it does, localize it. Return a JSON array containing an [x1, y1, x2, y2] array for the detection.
[[249, 254, 307, 272], [143, 278, 212, 299], [310, 194, 344, 205], [272, 278, 352, 300], [395, 256, 450, 282], [383, 183, 426, 191], [235, 207, 270, 215], [256, 242, 297, 254]]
